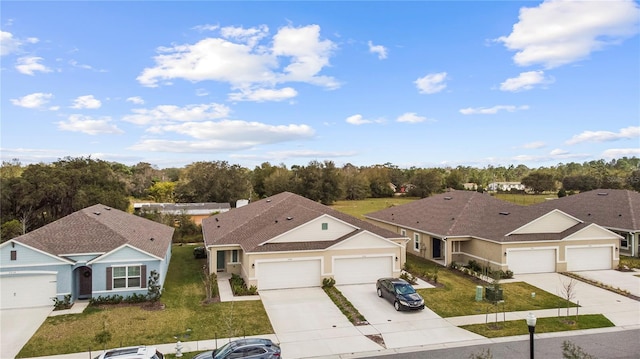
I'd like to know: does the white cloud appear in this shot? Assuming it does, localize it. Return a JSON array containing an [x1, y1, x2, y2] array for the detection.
[[231, 149, 356, 161], [122, 103, 231, 125], [566, 126, 640, 144], [459, 105, 529, 115], [16, 56, 51, 75], [497, 0, 640, 68], [126, 96, 145, 105], [396, 112, 429, 124], [522, 141, 546, 149], [345, 114, 385, 125], [71, 95, 102, 109], [192, 24, 219, 32], [500, 71, 554, 92], [10, 92, 53, 108], [512, 150, 590, 163], [602, 147, 640, 159], [228, 87, 298, 102], [57, 115, 123, 135], [137, 24, 339, 95], [1, 31, 20, 56], [129, 120, 315, 153], [368, 41, 388, 59], [415, 72, 447, 94]]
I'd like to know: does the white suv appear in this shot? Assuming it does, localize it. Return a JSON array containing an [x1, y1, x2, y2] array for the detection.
[[94, 346, 163, 359]]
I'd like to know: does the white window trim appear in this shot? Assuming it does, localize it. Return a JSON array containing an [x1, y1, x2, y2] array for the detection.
[[112, 265, 141, 289], [322, 222, 328, 230], [230, 249, 239, 264], [400, 229, 407, 237], [413, 233, 421, 252], [621, 234, 630, 249]]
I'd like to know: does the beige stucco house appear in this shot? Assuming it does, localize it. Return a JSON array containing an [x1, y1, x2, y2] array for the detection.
[[201, 192, 408, 290], [365, 190, 623, 274]]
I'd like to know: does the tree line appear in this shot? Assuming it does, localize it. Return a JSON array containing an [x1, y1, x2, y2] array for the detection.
[[1, 156, 638, 241]]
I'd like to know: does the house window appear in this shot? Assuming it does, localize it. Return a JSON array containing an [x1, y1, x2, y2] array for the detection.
[[112, 265, 141, 289], [414, 233, 420, 251], [231, 249, 239, 263], [322, 223, 328, 230], [621, 234, 630, 249], [401, 229, 407, 237], [10, 250, 17, 261]]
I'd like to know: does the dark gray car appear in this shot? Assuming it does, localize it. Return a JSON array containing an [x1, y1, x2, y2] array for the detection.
[[193, 338, 280, 359], [376, 277, 425, 311]]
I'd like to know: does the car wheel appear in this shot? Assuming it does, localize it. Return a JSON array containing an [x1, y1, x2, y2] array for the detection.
[[377, 288, 383, 297], [394, 301, 400, 311]]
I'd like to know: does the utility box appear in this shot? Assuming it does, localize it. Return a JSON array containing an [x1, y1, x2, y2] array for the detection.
[[475, 286, 483, 301], [485, 287, 503, 302]]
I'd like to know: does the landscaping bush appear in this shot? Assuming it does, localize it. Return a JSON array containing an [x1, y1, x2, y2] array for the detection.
[[322, 277, 336, 288], [229, 274, 257, 296], [53, 294, 72, 310], [400, 271, 417, 284]]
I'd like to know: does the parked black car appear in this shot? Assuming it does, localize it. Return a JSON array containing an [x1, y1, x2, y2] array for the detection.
[[193, 246, 207, 259], [192, 338, 281, 359], [376, 277, 425, 311]]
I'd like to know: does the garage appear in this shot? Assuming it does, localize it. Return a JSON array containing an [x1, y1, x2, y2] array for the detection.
[[507, 249, 556, 274], [0, 272, 57, 309], [333, 256, 394, 285], [256, 259, 321, 290], [567, 247, 612, 271]]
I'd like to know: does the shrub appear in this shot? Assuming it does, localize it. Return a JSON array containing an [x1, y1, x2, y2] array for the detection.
[[400, 271, 417, 284], [229, 274, 257, 296], [322, 277, 336, 288], [53, 294, 72, 310], [467, 260, 482, 273]]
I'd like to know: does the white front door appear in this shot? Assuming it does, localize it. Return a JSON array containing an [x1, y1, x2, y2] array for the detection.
[[256, 259, 321, 290], [507, 249, 556, 274], [0, 272, 57, 309], [333, 256, 394, 285], [566, 247, 612, 271]]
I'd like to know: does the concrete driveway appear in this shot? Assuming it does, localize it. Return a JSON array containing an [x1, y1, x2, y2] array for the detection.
[[0, 306, 52, 359], [337, 284, 485, 350], [259, 288, 382, 359], [515, 273, 640, 327], [572, 269, 640, 297]]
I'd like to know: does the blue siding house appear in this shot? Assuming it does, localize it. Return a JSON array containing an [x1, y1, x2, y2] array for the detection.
[[0, 204, 174, 309]]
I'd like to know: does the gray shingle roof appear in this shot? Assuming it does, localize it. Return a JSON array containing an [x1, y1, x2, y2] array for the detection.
[[14, 204, 174, 259], [202, 192, 401, 252]]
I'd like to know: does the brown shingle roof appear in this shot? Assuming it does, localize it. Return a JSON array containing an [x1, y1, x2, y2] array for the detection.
[[365, 191, 597, 242], [202, 192, 401, 252], [14, 204, 174, 259], [531, 189, 640, 231]]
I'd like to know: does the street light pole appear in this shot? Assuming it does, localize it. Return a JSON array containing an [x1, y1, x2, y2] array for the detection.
[[526, 312, 537, 359]]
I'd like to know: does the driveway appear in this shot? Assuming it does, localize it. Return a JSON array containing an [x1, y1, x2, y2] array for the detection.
[[0, 306, 52, 359], [337, 284, 485, 349], [572, 269, 640, 297], [515, 273, 640, 326], [259, 288, 382, 359]]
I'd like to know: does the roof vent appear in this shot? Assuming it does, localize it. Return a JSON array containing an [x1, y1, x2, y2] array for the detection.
[[215, 217, 219, 222], [499, 212, 510, 215], [597, 192, 608, 196], [286, 216, 293, 220], [444, 196, 452, 200], [104, 207, 111, 210], [150, 237, 154, 241], [93, 212, 101, 215], [266, 199, 272, 202], [275, 219, 278, 223]]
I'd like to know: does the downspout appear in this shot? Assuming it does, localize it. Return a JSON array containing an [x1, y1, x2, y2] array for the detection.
[[443, 237, 447, 267]]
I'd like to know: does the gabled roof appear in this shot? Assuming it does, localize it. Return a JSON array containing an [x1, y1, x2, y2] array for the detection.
[[13, 204, 174, 259], [365, 191, 605, 242], [531, 189, 640, 231], [202, 192, 401, 252]]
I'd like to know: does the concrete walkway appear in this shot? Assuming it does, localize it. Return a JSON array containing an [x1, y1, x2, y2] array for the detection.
[[217, 272, 260, 302]]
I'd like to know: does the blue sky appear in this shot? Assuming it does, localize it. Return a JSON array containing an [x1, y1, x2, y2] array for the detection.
[[2, 1, 639, 170]]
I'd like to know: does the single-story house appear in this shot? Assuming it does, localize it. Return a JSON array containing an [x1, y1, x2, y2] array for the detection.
[[0, 204, 174, 309], [202, 192, 408, 290], [487, 182, 526, 192], [531, 189, 640, 258], [365, 190, 622, 274], [134, 202, 231, 225]]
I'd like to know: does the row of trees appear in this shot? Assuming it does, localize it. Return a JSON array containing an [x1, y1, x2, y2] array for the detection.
[[1, 156, 639, 241]]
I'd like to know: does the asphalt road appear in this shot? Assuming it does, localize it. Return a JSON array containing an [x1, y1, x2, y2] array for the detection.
[[368, 329, 640, 359]]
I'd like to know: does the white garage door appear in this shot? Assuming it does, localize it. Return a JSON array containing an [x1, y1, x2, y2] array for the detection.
[[0, 272, 56, 309], [567, 247, 611, 271], [507, 249, 556, 274], [333, 256, 394, 285], [257, 259, 321, 290]]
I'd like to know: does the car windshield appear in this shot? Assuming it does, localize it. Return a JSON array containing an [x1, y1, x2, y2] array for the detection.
[[394, 283, 416, 295], [213, 342, 233, 359]]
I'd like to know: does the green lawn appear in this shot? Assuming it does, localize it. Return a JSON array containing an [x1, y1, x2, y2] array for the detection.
[[492, 193, 556, 206], [407, 254, 576, 318], [461, 314, 614, 338], [331, 197, 419, 219], [17, 245, 273, 358], [620, 255, 640, 269]]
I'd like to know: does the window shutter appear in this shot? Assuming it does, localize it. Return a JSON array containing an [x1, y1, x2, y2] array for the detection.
[[141, 265, 147, 288], [106, 267, 112, 290]]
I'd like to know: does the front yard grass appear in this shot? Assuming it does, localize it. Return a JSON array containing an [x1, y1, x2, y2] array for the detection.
[[461, 314, 614, 338], [407, 254, 576, 318], [17, 245, 273, 358]]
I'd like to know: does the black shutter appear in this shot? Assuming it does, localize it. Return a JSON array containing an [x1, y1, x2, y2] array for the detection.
[[141, 265, 147, 288], [106, 267, 112, 290]]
